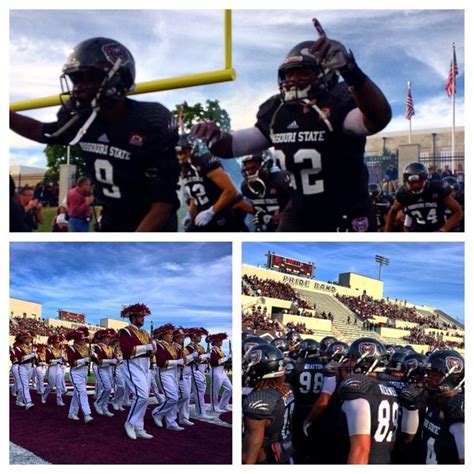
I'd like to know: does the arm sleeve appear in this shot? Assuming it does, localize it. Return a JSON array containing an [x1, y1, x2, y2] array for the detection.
[[341, 399, 371, 436], [230, 128, 271, 157], [449, 422, 464, 461], [401, 407, 419, 435], [321, 375, 337, 395], [118, 328, 134, 359]]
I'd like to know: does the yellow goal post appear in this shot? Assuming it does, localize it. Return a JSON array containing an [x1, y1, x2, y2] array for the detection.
[[10, 10, 236, 112]]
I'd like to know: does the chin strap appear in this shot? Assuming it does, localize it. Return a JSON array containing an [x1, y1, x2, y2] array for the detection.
[[301, 98, 334, 132]]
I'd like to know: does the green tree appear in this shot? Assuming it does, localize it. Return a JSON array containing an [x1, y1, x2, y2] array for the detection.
[[173, 99, 231, 133], [44, 144, 87, 183]]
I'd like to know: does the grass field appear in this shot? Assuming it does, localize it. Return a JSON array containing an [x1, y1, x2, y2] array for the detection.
[[35, 206, 187, 232]]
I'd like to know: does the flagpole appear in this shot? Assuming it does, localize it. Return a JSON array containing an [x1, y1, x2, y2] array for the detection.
[[408, 80, 412, 144], [451, 43, 456, 172]]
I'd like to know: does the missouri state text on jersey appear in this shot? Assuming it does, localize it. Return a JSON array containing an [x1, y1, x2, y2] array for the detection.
[[42, 99, 180, 231], [256, 85, 370, 224]]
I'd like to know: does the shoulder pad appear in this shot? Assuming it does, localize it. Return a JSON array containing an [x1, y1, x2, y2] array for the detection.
[[243, 388, 281, 420], [256, 95, 281, 119], [399, 384, 423, 410], [338, 373, 373, 399], [445, 393, 464, 423]]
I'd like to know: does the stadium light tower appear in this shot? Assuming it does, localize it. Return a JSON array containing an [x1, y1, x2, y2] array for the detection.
[[375, 255, 390, 280]]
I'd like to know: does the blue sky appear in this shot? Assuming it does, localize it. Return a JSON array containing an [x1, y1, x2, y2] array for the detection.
[[10, 242, 233, 345], [242, 242, 464, 323], [10, 9, 464, 168]]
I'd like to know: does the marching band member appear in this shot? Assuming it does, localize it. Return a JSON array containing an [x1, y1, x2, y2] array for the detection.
[[15, 332, 36, 410], [208, 332, 232, 413], [152, 324, 185, 431], [118, 303, 156, 440], [174, 328, 196, 426], [110, 336, 126, 411], [65, 327, 93, 423], [34, 343, 48, 396], [187, 327, 212, 420], [42, 335, 66, 406], [93, 328, 117, 417], [10, 340, 21, 403], [90, 331, 101, 402]]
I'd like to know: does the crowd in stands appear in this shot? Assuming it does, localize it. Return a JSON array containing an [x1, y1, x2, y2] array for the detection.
[[242, 274, 312, 309], [403, 327, 465, 350], [285, 321, 314, 335], [242, 306, 282, 332], [10, 317, 74, 338]]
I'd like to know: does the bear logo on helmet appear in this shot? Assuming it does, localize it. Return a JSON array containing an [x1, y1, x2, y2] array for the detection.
[[359, 342, 376, 357], [446, 356, 463, 373]]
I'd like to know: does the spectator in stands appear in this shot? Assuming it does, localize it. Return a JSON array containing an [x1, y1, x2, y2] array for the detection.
[[385, 164, 398, 194], [454, 165, 464, 191], [428, 165, 441, 180], [18, 185, 44, 231], [66, 177, 94, 232], [441, 165, 453, 178]]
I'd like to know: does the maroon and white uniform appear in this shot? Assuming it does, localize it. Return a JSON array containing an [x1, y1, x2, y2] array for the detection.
[[177, 344, 197, 424], [16, 344, 36, 406], [94, 343, 116, 413], [10, 345, 20, 400], [118, 324, 153, 431], [65, 344, 92, 419], [34, 351, 47, 395], [42, 346, 66, 405], [187, 342, 210, 416], [210, 346, 232, 411], [152, 340, 183, 427], [111, 346, 126, 410]]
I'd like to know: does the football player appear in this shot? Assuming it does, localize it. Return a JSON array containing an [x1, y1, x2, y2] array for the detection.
[[421, 350, 464, 464], [336, 337, 398, 464], [240, 150, 291, 232], [177, 135, 241, 231], [242, 344, 294, 464], [192, 19, 391, 232], [368, 183, 394, 231], [442, 176, 464, 232], [285, 339, 323, 463], [384, 162, 463, 232], [10, 37, 180, 232]]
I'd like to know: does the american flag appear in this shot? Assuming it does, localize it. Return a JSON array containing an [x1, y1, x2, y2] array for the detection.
[[405, 82, 415, 120], [445, 45, 458, 97]]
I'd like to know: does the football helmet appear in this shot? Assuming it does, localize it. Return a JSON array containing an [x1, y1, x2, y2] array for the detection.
[[385, 345, 396, 357], [271, 337, 289, 352], [319, 336, 338, 356], [243, 336, 268, 356], [60, 37, 135, 112], [286, 330, 302, 347], [241, 149, 275, 198], [426, 350, 464, 393], [345, 337, 388, 374], [297, 339, 320, 359], [326, 341, 349, 362], [403, 162, 428, 194], [368, 183, 382, 199], [442, 176, 460, 193], [402, 353, 428, 380], [386, 349, 409, 374], [244, 344, 285, 387], [278, 41, 337, 103]]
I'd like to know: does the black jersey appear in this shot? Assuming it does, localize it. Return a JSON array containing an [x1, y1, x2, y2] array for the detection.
[[255, 83, 370, 231], [376, 372, 406, 395], [241, 170, 290, 232], [396, 180, 451, 232], [338, 374, 400, 464], [243, 388, 294, 464], [422, 393, 464, 464], [285, 358, 325, 408], [42, 98, 180, 231], [445, 191, 464, 232], [372, 195, 393, 230], [180, 152, 239, 232]]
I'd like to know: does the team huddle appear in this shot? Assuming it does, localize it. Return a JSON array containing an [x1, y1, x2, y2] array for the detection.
[[10, 303, 232, 440], [242, 333, 464, 464], [11, 19, 463, 232]]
